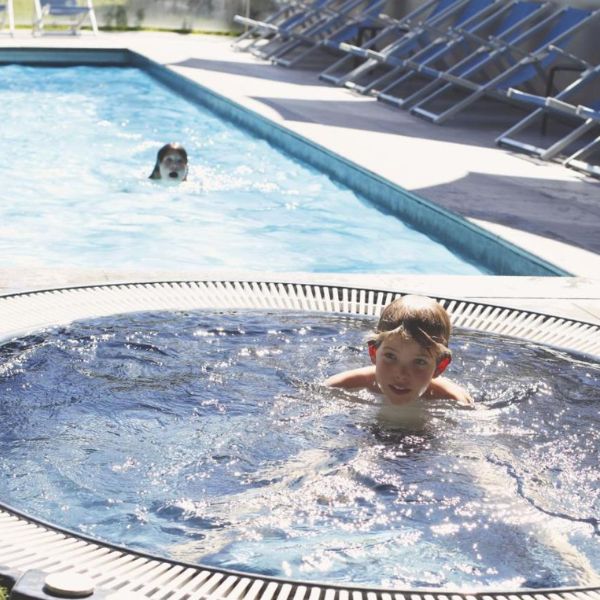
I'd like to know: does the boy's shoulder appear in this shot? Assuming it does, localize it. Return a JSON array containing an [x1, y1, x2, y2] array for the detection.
[[325, 366, 376, 390]]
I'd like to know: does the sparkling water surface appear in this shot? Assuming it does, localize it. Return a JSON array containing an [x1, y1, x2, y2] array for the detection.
[[0, 310, 598, 590], [0, 65, 484, 274]]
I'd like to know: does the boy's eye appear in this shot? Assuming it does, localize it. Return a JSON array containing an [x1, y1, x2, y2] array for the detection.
[[383, 352, 396, 361], [415, 358, 429, 366]]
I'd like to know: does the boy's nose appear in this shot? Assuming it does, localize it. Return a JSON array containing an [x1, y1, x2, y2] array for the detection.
[[394, 364, 410, 378]]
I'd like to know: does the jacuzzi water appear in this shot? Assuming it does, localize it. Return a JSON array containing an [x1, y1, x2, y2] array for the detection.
[[0, 310, 598, 590], [0, 65, 485, 274]]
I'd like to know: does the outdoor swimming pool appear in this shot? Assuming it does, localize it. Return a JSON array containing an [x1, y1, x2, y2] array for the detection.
[[0, 64, 486, 274], [0, 307, 598, 590]]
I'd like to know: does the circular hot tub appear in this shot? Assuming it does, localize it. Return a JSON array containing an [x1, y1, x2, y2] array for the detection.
[[0, 280, 598, 600]]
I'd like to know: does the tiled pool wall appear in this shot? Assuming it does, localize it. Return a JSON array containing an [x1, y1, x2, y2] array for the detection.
[[0, 47, 568, 277]]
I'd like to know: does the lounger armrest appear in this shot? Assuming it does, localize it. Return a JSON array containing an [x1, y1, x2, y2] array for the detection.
[[364, 48, 385, 61], [576, 104, 600, 121], [508, 87, 582, 116], [233, 15, 277, 32], [372, 12, 409, 30], [507, 88, 544, 103], [338, 42, 368, 57], [547, 45, 592, 69], [545, 96, 579, 115], [438, 71, 480, 90], [376, 12, 395, 24], [452, 27, 489, 47]]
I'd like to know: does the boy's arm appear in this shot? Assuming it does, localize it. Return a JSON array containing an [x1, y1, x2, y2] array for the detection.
[[325, 366, 376, 390], [426, 376, 474, 406]]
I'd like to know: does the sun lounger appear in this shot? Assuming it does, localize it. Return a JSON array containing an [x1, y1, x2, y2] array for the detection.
[[0, 0, 15, 35], [333, 0, 502, 95], [319, 0, 464, 85], [33, 0, 98, 35], [375, 0, 549, 108], [495, 63, 600, 160], [244, 0, 368, 60], [272, 0, 390, 67], [233, 0, 335, 52], [409, 6, 599, 124]]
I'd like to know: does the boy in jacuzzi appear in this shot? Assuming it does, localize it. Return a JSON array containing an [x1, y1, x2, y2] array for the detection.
[[149, 143, 188, 182], [326, 295, 473, 406]]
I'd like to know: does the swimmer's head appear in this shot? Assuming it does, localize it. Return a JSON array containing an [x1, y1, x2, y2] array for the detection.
[[369, 295, 452, 375], [367, 296, 453, 406], [149, 143, 188, 182]]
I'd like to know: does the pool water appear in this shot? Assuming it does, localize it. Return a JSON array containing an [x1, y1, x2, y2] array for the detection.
[[0, 65, 484, 274], [0, 310, 598, 590]]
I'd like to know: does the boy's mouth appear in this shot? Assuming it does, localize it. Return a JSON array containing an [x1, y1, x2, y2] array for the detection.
[[388, 384, 411, 396], [169, 171, 179, 179]]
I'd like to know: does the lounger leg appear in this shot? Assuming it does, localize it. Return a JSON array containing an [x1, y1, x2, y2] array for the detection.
[[393, 75, 445, 109], [269, 37, 304, 61], [275, 40, 321, 67], [539, 119, 598, 160], [377, 70, 421, 107], [343, 57, 384, 90], [412, 83, 485, 124], [87, 0, 98, 35], [360, 64, 404, 95], [564, 135, 600, 178], [7, 0, 14, 35], [320, 23, 403, 84], [495, 107, 546, 153], [319, 54, 359, 84], [409, 82, 454, 121], [32, 0, 46, 36]]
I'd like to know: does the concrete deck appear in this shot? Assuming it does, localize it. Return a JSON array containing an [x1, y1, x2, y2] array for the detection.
[[1, 31, 599, 326]]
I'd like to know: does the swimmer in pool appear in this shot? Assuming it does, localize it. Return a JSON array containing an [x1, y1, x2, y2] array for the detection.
[[149, 143, 188, 182], [326, 295, 473, 406]]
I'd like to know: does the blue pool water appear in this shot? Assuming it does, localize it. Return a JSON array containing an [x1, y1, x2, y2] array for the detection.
[[0, 65, 485, 274], [0, 310, 598, 589]]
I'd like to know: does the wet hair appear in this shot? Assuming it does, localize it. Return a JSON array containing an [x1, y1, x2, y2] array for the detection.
[[370, 295, 451, 360], [149, 143, 188, 179]]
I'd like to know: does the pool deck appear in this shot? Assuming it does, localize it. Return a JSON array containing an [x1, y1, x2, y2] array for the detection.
[[1, 31, 600, 326]]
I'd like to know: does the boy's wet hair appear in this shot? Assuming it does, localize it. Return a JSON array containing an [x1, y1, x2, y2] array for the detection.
[[370, 295, 451, 360], [149, 143, 188, 180]]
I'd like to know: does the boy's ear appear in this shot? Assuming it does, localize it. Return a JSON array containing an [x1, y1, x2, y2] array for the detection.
[[368, 342, 377, 364], [434, 355, 451, 377]]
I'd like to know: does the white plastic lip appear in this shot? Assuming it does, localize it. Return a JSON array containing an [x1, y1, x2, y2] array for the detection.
[[0, 280, 598, 358]]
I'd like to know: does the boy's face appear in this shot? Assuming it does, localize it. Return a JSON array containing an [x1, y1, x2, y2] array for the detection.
[[372, 334, 437, 405], [158, 151, 188, 181]]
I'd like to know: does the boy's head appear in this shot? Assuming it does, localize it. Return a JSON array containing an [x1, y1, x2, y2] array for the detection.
[[149, 143, 188, 182], [368, 295, 452, 405]]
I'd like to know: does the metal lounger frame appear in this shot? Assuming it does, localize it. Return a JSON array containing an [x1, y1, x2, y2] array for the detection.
[[273, 0, 390, 68], [342, 0, 503, 95], [0, 0, 15, 36], [249, 0, 368, 60], [495, 63, 600, 160], [375, 0, 550, 109], [32, 0, 98, 35], [409, 7, 600, 124], [233, 0, 339, 53], [318, 0, 465, 86]]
